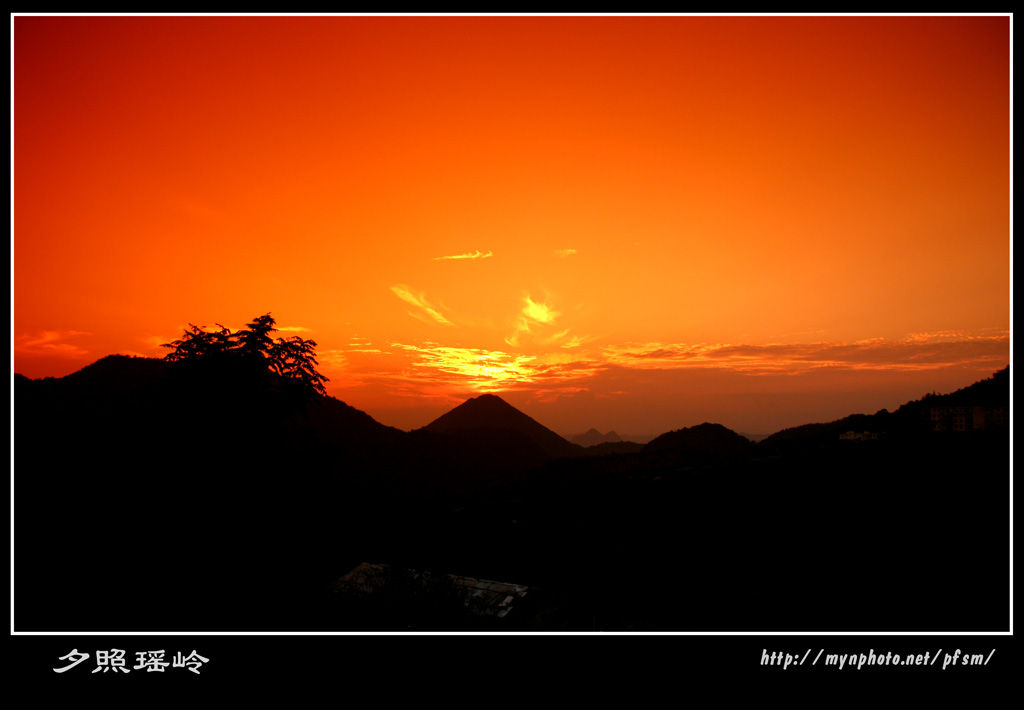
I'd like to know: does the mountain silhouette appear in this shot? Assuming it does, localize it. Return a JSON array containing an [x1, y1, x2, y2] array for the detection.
[[759, 365, 1009, 449], [645, 421, 754, 461], [421, 393, 581, 461], [571, 428, 623, 447], [899, 365, 1009, 409], [14, 356, 1009, 632]]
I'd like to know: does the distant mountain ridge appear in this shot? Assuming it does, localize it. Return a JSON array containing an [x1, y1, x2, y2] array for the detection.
[[910, 365, 1008, 408], [760, 365, 1009, 447], [571, 428, 623, 447], [571, 428, 658, 446]]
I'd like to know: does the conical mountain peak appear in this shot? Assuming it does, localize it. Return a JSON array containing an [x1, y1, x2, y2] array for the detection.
[[423, 393, 579, 459]]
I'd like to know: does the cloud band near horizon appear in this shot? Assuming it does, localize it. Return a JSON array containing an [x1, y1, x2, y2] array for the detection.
[[378, 329, 1009, 396]]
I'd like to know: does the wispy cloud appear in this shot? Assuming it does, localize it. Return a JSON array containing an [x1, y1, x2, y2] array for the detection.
[[603, 330, 1009, 374], [902, 328, 1007, 343], [433, 250, 493, 261], [503, 295, 594, 351], [390, 285, 453, 325], [342, 335, 384, 353], [528, 386, 590, 404], [506, 294, 564, 346], [505, 323, 529, 347], [316, 349, 350, 369], [554, 249, 577, 258], [144, 334, 174, 351], [15, 331, 91, 357], [560, 334, 588, 349], [526, 355, 605, 383], [537, 328, 589, 349], [523, 296, 559, 324]]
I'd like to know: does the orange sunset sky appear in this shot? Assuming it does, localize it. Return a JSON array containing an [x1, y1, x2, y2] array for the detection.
[[13, 14, 1011, 437]]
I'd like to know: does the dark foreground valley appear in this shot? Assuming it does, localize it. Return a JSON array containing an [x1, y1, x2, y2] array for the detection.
[[15, 358, 1009, 632]]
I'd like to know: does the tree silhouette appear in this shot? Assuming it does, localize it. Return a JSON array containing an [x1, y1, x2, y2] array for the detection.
[[162, 323, 235, 362], [236, 314, 277, 363], [269, 335, 329, 395], [162, 313, 329, 395]]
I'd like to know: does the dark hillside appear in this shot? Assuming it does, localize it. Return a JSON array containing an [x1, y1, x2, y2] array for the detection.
[[15, 355, 406, 630], [14, 361, 1009, 631], [645, 422, 754, 460]]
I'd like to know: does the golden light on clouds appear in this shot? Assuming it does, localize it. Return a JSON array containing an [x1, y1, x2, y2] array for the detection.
[[390, 285, 453, 326], [387, 341, 608, 398], [505, 294, 573, 347], [392, 343, 539, 390], [522, 295, 560, 324], [380, 329, 1008, 401], [433, 250, 493, 261]]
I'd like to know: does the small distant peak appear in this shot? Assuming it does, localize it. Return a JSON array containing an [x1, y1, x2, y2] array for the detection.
[[570, 428, 623, 447]]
